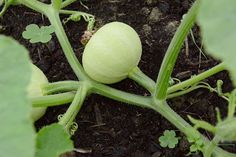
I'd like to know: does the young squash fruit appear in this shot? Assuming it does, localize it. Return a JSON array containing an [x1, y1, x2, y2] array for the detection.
[[82, 22, 142, 84], [28, 64, 48, 121]]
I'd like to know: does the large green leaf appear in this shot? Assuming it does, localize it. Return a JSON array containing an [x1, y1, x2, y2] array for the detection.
[[215, 118, 236, 142], [197, 0, 236, 85], [36, 123, 74, 157], [0, 36, 35, 157]]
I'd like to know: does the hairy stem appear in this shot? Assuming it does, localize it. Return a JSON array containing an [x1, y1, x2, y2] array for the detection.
[[92, 85, 236, 156], [19, 1, 89, 80], [128, 67, 155, 93], [18, 0, 49, 14], [42, 81, 80, 94], [155, 0, 200, 99], [61, 0, 77, 8], [204, 136, 220, 157], [47, 7, 89, 80], [168, 63, 225, 94], [92, 83, 152, 108], [32, 92, 75, 107], [59, 82, 89, 131], [167, 85, 208, 99], [167, 82, 229, 101]]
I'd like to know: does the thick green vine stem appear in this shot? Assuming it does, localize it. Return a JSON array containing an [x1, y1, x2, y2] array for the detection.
[[92, 84, 236, 156], [227, 90, 236, 119], [18, 0, 90, 80], [61, 0, 77, 8], [18, 0, 49, 14], [92, 83, 153, 108], [47, 8, 90, 80], [155, 0, 200, 99], [58, 81, 90, 132], [123, 63, 225, 99], [42, 81, 80, 94], [32, 92, 75, 107], [128, 67, 155, 93], [204, 136, 221, 157], [167, 63, 225, 94]]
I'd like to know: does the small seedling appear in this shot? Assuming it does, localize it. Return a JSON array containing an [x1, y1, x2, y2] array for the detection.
[[22, 24, 54, 43], [187, 136, 204, 153], [159, 130, 179, 149]]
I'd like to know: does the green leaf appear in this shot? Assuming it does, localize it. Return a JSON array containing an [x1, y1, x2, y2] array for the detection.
[[22, 24, 54, 43], [197, 0, 236, 85], [187, 133, 204, 153], [158, 130, 179, 149], [190, 144, 198, 152], [216, 118, 236, 142], [0, 35, 35, 157], [36, 123, 74, 157]]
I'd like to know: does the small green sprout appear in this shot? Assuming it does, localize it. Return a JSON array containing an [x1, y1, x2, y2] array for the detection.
[[187, 134, 204, 153], [22, 24, 54, 43], [159, 130, 179, 149], [189, 138, 204, 153]]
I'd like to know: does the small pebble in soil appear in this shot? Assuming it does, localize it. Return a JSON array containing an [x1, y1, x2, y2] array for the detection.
[[151, 151, 161, 157], [175, 70, 192, 80], [110, 6, 118, 12], [165, 21, 179, 35], [149, 7, 162, 23], [142, 24, 152, 36], [141, 7, 151, 16]]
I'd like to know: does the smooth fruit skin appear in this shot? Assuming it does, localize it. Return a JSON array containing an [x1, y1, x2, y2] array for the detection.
[[82, 22, 142, 84], [28, 64, 48, 121]]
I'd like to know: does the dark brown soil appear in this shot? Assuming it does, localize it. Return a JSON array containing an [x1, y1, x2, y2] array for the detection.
[[1, 0, 235, 157]]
